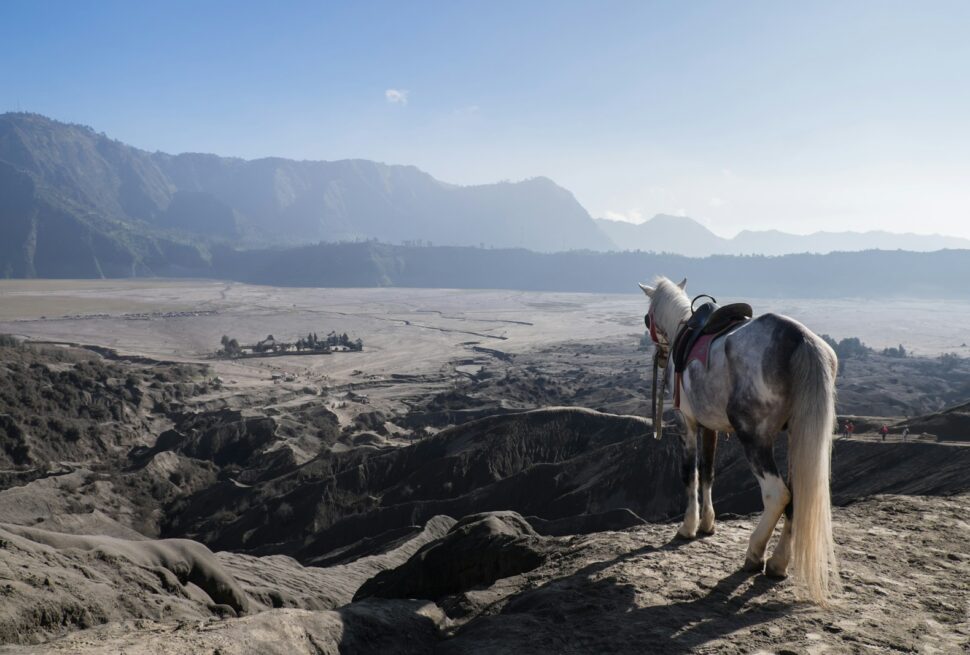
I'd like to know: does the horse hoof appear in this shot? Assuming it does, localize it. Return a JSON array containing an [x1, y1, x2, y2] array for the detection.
[[765, 561, 789, 579], [675, 528, 697, 540], [698, 524, 716, 536], [742, 556, 765, 573]]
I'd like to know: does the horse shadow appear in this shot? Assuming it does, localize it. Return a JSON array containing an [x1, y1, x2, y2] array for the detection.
[[438, 534, 796, 654]]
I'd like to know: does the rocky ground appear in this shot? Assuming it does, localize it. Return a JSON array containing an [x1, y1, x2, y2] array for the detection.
[[2, 494, 966, 654], [0, 283, 968, 653]]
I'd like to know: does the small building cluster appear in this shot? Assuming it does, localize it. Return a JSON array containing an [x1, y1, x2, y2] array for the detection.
[[217, 331, 363, 359]]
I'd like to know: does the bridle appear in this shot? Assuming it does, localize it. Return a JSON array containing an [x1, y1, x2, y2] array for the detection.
[[645, 293, 717, 440]]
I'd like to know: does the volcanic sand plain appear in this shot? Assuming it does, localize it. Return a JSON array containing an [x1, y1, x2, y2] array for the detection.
[[3, 279, 969, 418], [3, 278, 969, 434]]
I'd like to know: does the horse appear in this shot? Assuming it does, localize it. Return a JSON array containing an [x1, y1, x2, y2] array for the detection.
[[639, 276, 839, 605]]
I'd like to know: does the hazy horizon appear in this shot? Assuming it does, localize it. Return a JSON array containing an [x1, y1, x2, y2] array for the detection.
[[594, 212, 970, 240], [2, 1, 969, 238]]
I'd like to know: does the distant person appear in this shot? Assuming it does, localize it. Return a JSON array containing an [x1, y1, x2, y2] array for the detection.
[[902, 426, 910, 442], [847, 421, 855, 438], [879, 424, 889, 441], [840, 421, 849, 439]]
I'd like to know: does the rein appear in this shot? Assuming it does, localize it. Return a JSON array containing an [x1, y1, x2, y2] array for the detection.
[[650, 349, 673, 440], [646, 295, 716, 440], [646, 309, 670, 440]]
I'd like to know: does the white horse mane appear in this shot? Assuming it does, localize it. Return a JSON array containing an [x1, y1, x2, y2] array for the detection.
[[649, 276, 691, 335]]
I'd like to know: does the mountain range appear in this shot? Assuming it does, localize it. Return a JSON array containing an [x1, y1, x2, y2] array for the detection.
[[595, 215, 970, 257], [0, 113, 610, 277], [1, 112, 968, 280]]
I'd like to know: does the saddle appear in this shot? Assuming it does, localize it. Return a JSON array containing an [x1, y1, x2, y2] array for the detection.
[[671, 300, 753, 373]]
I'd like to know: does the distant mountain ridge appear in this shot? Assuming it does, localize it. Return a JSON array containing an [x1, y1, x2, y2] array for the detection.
[[2, 112, 968, 280], [209, 241, 970, 298], [0, 112, 612, 277], [595, 215, 970, 256]]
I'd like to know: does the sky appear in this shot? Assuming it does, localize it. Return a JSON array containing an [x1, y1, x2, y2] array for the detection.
[[1, 0, 969, 238]]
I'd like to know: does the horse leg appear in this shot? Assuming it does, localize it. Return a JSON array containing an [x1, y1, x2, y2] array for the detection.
[[766, 455, 796, 578], [676, 420, 700, 539], [737, 432, 790, 572], [766, 503, 794, 578], [698, 428, 717, 535]]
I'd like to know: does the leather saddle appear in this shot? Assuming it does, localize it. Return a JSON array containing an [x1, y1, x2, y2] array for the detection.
[[672, 301, 753, 373]]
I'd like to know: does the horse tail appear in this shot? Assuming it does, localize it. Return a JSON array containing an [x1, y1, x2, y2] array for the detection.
[[788, 334, 840, 605]]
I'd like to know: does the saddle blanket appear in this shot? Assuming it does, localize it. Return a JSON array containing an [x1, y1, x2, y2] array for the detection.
[[673, 333, 717, 409], [686, 333, 718, 368]]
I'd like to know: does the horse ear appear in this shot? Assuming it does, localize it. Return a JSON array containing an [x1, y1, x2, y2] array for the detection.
[[677, 277, 687, 290], [638, 283, 655, 297]]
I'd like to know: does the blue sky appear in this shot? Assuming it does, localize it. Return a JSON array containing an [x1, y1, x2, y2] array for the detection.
[[2, 0, 969, 237]]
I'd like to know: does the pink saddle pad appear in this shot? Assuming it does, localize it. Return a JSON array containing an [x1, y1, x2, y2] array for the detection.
[[687, 333, 718, 368]]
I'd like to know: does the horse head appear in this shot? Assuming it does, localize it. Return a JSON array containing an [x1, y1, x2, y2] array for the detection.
[[639, 276, 689, 347]]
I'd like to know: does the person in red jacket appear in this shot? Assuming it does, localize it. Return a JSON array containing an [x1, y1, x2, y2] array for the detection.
[[880, 424, 890, 441]]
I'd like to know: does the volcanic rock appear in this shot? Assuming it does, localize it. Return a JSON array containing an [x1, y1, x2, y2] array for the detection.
[[354, 511, 545, 601]]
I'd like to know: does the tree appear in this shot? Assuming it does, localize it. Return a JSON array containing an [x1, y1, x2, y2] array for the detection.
[[940, 352, 961, 371], [220, 335, 241, 357], [882, 344, 907, 358], [830, 336, 871, 359]]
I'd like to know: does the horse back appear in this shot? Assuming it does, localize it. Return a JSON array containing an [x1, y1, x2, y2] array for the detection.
[[682, 312, 822, 432]]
